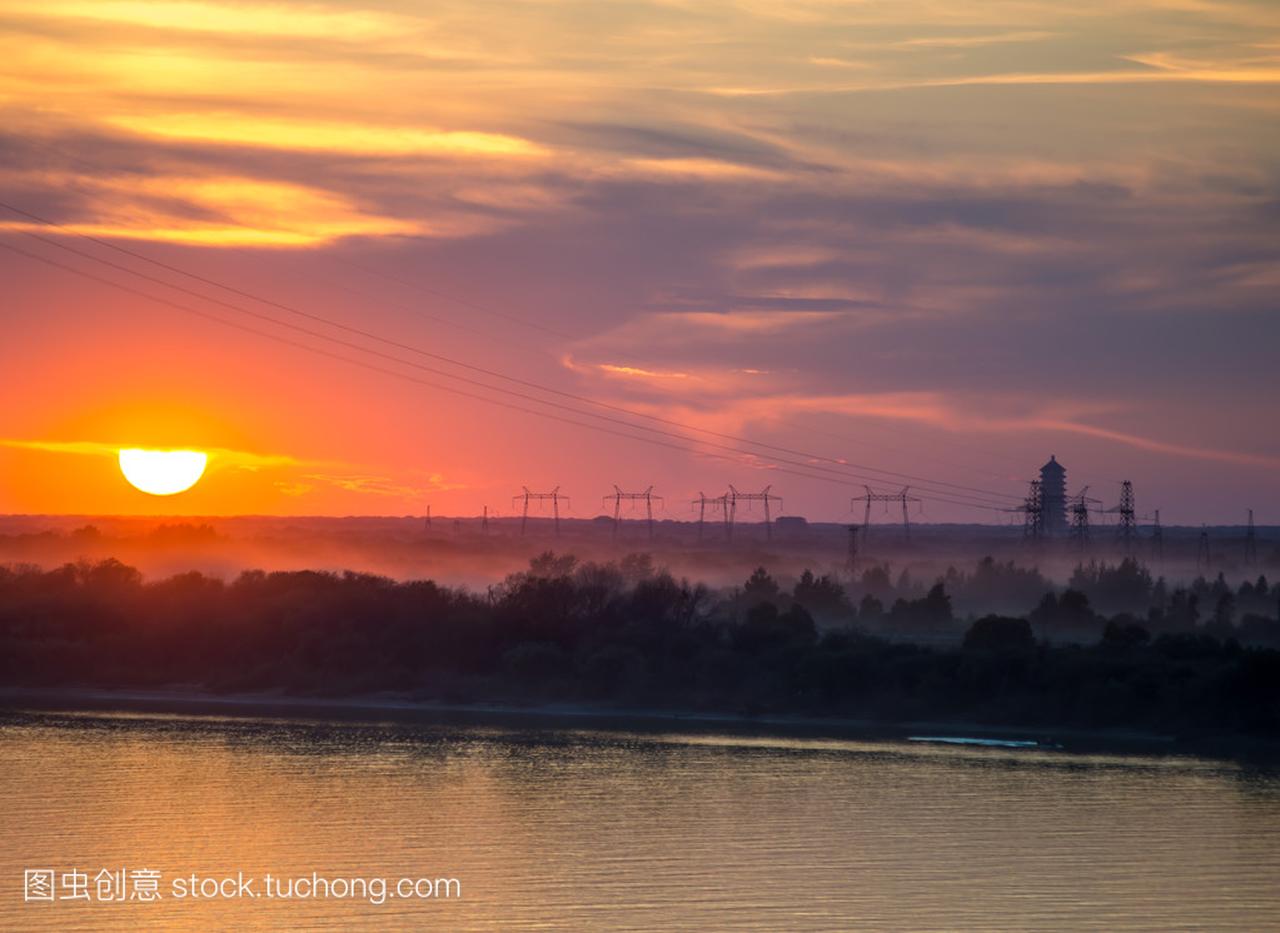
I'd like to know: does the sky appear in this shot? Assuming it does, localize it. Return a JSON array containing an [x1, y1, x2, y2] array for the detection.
[[0, 0, 1277, 524]]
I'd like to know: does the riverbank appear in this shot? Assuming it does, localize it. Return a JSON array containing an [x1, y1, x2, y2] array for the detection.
[[6, 685, 1274, 761]]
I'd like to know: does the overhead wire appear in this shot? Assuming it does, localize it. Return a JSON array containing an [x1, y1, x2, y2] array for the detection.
[[0, 198, 1024, 508], [0, 236, 1011, 512], [5, 227, 1016, 511]]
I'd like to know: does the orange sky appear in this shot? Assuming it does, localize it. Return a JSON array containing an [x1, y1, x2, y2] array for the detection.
[[1, 0, 1277, 522]]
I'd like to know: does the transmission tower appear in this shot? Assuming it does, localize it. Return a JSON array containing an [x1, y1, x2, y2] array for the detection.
[[692, 491, 731, 542], [727, 484, 783, 540], [1197, 526, 1211, 571], [851, 486, 922, 543], [604, 485, 663, 540], [1105, 480, 1138, 555], [1006, 478, 1044, 543], [482, 505, 489, 534], [514, 486, 569, 537], [1068, 486, 1102, 553], [846, 525, 860, 575], [1245, 509, 1258, 565], [1151, 509, 1163, 564]]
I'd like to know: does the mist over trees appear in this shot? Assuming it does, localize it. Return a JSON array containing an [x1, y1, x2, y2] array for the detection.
[[1, 553, 1278, 738]]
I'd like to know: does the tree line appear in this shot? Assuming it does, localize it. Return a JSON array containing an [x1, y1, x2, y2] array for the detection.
[[1, 554, 1277, 737]]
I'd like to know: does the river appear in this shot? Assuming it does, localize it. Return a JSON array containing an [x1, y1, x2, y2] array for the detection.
[[3, 710, 1278, 930]]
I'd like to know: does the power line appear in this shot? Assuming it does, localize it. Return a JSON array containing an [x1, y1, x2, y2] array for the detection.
[[0, 198, 1024, 507], [330, 252, 575, 340], [2, 136, 573, 342], [785, 412, 1027, 486], [2, 229, 1012, 510], [2, 242, 1017, 517], [0, 238, 1013, 512], [3, 120, 1061, 508]]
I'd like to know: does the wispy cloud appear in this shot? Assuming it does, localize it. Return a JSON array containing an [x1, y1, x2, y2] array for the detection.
[[895, 31, 1058, 48], [105, 114, 547, 159], [0, 170, 422, 247], [300, 472, 463, 499], [608, 393, 1280, 470], [0, 439, 465, 498], [597, 363, 693, 381], [0, 438, 300, 470], [700, 64, 1280, 96], [10, 0, 418, 40]]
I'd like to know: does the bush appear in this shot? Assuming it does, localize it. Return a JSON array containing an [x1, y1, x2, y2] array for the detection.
[[964, 616, 1035, 653]]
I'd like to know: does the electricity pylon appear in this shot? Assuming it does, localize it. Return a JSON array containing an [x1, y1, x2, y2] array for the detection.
[[1197, 526, 1211, 571], [1068, 486, 1103, 553], [692, 491, 730, 542], [1104, 480, 1138, 555], [514, 486, 569, 537], [727, 484, 783, 541], [1245, 509, 1258, 565], [604, 485, 663, 540], [851, 486, 922, 543], [1007, 478, 1043, 543]]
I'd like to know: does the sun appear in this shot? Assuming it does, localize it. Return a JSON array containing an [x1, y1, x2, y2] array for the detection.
[[118, 448, 208, 496]]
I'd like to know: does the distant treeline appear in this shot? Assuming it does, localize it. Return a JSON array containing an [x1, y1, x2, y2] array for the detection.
[[1, 554, 1278, 737], [804, 555, 1280, 645]]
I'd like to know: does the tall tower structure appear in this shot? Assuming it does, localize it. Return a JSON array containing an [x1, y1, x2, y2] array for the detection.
[[1013, 478, 1044, 543], [1039, 455, 1067, 536], [846, 525, 860, 576], [1109, 480, 1137, 555]]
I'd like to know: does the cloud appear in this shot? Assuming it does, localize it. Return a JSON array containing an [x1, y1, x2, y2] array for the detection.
[[656, 310, 846, 333], [615, 158, 787, 181], [9, 0, 417, 40], [699, 63, 1280, 96], [0, 439, 467, 498], [300, 472, 463, 499], [271, 481, 314, 496], [553, 120, 797, 168], [1026, 419, 1280, 469], [0, 169, 423, 246], [895, 31, 1058, 48], [597, 363, 693, 381], [589, 391, 1280, 471], [106, 114, 547, 159], [0, 438, 302, 470]]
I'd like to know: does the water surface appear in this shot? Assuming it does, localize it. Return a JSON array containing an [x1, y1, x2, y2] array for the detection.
[[3, 710, 1278, 930]]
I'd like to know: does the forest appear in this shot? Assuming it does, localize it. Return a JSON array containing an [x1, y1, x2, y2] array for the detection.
[[1, 553, 1277, 738]]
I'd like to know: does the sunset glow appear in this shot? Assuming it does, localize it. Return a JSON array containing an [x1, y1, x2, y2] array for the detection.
[[0, 0, 1274, 521], [3, 6, 1280, 929]]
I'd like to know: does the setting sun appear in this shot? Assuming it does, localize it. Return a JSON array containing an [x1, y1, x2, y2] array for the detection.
[[118, 448, 208, 496]]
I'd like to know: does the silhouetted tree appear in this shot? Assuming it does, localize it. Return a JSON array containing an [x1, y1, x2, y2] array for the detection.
[[792, 570, 850, 620], [1102, 620, 1150, 650], [964, 616, 1034, 653], [743, 567, 781, 606], [2, 558, 1278, 737]]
